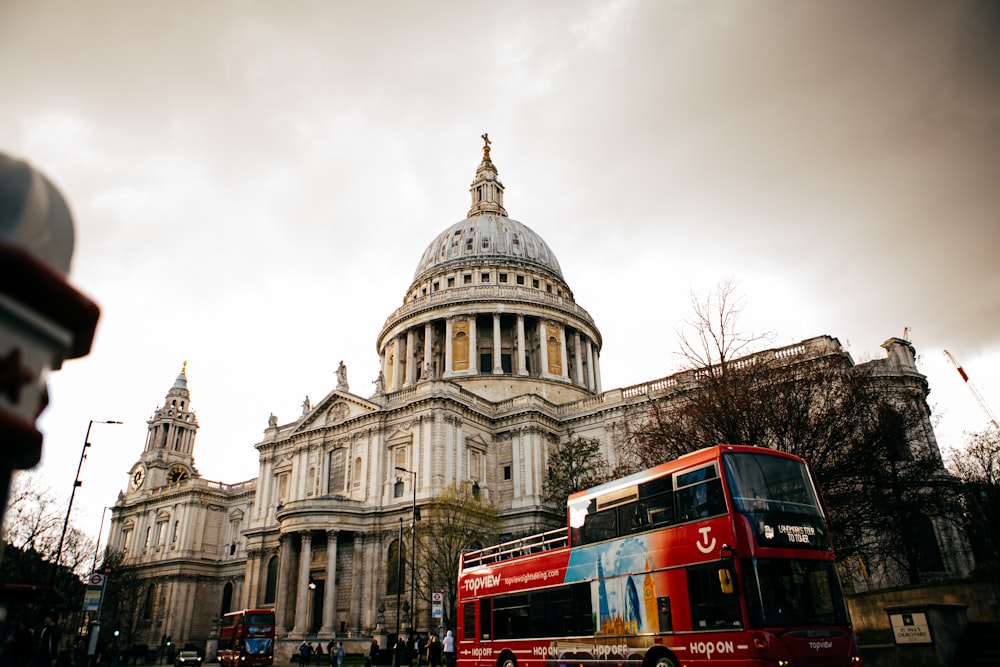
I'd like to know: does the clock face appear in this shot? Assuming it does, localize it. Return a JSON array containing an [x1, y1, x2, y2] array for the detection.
[[130, 466, 146, 490], [167, 466, 189, 484]]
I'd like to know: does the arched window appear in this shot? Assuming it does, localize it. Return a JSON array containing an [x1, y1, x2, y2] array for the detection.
[[353, 457, 363, 489], [264, 556, 278, 604], [912, 514, 945, 573], [142, 584, 155, 620], [386, 539, 406, 595], [220, 582, 233, 616]]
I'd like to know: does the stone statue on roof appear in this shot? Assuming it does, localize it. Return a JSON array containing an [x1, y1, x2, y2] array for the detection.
[[336, 360, 349, 391]]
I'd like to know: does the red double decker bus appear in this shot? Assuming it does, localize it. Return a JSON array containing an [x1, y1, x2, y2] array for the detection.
[[457, 445, 862, 667], [218, 609, 275, 667]]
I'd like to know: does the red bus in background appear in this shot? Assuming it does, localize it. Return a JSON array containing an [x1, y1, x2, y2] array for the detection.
[[457, 445, 862, 667], [218, 609, 275, 667]]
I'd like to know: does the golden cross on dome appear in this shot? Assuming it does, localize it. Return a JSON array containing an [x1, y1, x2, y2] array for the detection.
[[481, 133, 491, 158]]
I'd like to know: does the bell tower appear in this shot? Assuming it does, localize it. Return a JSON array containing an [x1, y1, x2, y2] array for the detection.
[[126, 362, 200, 492]]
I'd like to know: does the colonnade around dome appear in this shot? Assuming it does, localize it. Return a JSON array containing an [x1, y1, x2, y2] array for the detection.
[[377, 310, 602, 397]]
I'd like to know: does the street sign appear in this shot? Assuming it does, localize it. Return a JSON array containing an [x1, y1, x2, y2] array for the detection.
[[83, 589, 101, 611], [87, 572, 106, 588]]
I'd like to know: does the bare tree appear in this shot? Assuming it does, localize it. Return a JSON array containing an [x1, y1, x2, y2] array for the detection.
[[1, 472, 94, 619], [413, 484, 499, 632], [543, 434, 613, 508], [2, 472, 64, 555], [948, 427, 1000, 574], [620, 283, 959, 587], [94, 549, 147, 655], [675, 278, 773, 372]]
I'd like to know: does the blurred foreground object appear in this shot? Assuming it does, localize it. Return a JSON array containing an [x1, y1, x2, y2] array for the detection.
[[0, 152, 100, 536]]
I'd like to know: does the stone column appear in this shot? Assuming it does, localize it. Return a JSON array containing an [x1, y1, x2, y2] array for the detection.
[[292, 532, 312, 635], [469, 316, 478, 374], [516, 315, 528, 376], [381, 345, 389, 387], [274, 534, 293, 634], [511, 430, 522, 500], [493, 313, 503, 373], [574, 332, 584, 387], [539, 321, 550, 378], [594, 347, 602, 393], [586, 340, 596, 391], [405, 329, 416, 387], [244, 550, 260, 609], [393, 335, 405, 391], [423, 322, 433, 379], [523, 430, 535, 497], [357, 533, 372, 632], [347, 533, 366, 630], [320, 530, 338, 635], [444, 318, 453, 378], [559, 325, 569, 379]]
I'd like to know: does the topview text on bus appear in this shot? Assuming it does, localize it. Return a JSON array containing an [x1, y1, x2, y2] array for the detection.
[[456, 444, 862, 667]]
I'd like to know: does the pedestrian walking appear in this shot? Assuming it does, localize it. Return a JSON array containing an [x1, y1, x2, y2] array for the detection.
[[32, 614, 60, 667], [298, 641, 311, 667], [326, 639, 336, 667], [442, 631, 455, 667], [392, 637, 405, 667], [336, 642, 346, 667], [413, 636, 423, 667], [369, 639, 379, 667], [426, 635, 441, 667]]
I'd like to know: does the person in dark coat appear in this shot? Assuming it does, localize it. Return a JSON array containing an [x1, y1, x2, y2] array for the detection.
[[426, 636, 441, 667], [33, 615, 60, 667]]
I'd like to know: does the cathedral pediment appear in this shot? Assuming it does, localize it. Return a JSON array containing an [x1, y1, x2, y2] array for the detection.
[[386, 428, 414, 446], [465, 433, 489, 451], [292, 390, 379, 434]]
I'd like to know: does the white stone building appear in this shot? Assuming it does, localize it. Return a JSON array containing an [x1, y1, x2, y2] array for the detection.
[[106, 140, 968, 657]]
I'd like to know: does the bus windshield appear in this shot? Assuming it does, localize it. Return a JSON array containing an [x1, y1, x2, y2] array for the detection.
[[723, 451, 830, 550], [742, 558, 850, 627], [243, 638, 273, 655]]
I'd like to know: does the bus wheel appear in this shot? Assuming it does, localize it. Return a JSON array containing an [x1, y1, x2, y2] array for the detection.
[[497, 651, 517, 667], [647, 652, 677, 667]]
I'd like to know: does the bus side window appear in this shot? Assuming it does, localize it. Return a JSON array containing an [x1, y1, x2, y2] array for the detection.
[[582, 508, 617, 544], [620, 501, 648, 534], [675, 479, 725, 522], [479, 598, 491, 640], [686, 562, 742, 629], [462, 602, 476, 640], [645, 493, 674, 527]]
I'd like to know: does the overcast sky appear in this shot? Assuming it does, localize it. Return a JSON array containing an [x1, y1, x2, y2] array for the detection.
[[2, 0, 998, 553]]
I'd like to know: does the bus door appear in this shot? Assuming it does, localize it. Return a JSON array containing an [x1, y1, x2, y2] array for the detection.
[[461, 599, 492, 666]]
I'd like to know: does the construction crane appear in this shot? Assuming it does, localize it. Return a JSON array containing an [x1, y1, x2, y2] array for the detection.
[[943, 349, 1000, 430]]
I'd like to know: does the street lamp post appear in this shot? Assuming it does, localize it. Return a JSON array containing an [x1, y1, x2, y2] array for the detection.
[[92, 506, 112, 572], [395, 467, 417, 636], [395, 517, 403, 642], [54, 419, 122, 583]]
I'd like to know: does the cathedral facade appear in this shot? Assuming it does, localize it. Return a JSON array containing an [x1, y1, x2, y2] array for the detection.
[[106, 141, 969, 658]]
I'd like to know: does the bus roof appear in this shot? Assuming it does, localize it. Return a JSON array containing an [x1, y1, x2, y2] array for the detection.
[[566, 444, 802, 507]]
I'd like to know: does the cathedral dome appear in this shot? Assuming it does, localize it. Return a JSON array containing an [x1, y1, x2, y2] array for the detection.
[[377, 136, 601, 401], [413, 215, 563, 283]]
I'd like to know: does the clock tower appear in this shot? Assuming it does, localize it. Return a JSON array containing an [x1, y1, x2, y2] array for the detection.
[[127, 362, 200, 492]]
